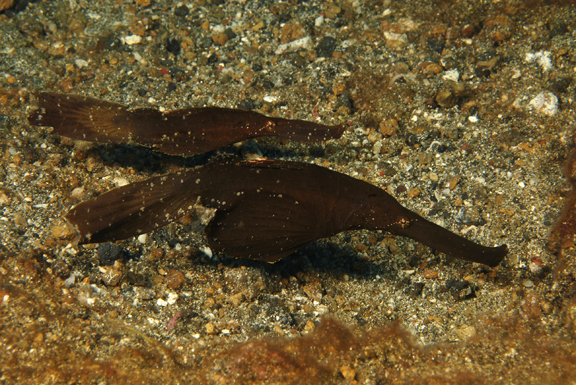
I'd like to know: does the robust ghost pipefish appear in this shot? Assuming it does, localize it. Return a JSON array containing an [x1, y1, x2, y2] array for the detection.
[[63, 159, 507, 267], [27, 92, 344, 155]]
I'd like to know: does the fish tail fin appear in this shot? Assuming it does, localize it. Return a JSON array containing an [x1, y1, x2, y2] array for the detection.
[[28, 92, 137, 144], [66, 171, 199, 244]]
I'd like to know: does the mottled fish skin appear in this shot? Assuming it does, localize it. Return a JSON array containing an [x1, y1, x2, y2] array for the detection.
[[27, 92, 344, 156], [65, 159, 507, 267]]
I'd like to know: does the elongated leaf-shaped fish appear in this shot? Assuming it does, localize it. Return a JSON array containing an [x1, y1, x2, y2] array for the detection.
[[65, 159, 507, 267], [27, 92, 344, 156]]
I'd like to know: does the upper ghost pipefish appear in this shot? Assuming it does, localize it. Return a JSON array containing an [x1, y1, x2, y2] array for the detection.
[[27, 92, 344, 156], [64, 158, 507, 267]]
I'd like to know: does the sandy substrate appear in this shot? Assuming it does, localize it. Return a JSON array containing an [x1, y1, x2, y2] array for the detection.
[[1, 0, 576, 384]]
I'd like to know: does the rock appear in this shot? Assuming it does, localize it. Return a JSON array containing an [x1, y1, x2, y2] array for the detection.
[[275, 36, 312, 55], [325, 4, 341, 19], [212, 32, 229, 46], [134, 286, 155, 300], [166, 37, 181, 54], [435, 88, 457, 108], [483, 14, 514, 42], [174, 4, 188, 16], [205, 322, 216, 334], [407, 188, 421, 199], [279, 21, 307, 44], [166, 269, 186, 289], [379, 118, 398, 137], [100, 265, 123, 286], [529, 92, 558, 116], [51, 224, 76, 240], [0, 0, 15, 12], [455, 325, 476, 340], [316, 36, 337, 58], [340, 366, 355, 380], [97, 243, 124, 265]]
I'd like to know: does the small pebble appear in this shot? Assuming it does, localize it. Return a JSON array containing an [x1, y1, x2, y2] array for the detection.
[[525, 51, 552, 72], [523, 280, 534, 288], [100, 266, 123, 286], [114, 177, 129, 187], [383, 31, 408, 48], [74, 59, 89, 68], [316, 36, 337, 58], [229, 292, 244, 307], [275, 36, 311, 55], [304, 320, 315, 332], [454, 325, 476, 340], [407, 187, 421, 199], [166, 269, 186, 289], [97, 243, 124, 265], [340, 366, 355, 380], [51, 224, 75, 240], [483, 14, 514, 42], [212, 33, 229, 45], [436, 88, 457, 108], [442, 69, 459, 82], [157, 298, 168, 307], [134, 287, 155, 300], [123, 35, 142, 45], [324, 4, 341, 18], [448, 175, 460, 190], [70, 187, 85, 200], [529, 92, 558, 116], [379, 118, 398, 137]]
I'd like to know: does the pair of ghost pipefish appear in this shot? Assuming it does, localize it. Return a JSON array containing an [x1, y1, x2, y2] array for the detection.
[[28, 92, 508, 267]]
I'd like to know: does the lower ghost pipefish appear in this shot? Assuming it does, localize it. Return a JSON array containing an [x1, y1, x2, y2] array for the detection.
[[27, 92, 344, 156], [64, 158, 507, 267]]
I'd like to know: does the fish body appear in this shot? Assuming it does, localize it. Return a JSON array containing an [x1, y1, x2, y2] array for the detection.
[[65, 159, 507, 267], [27, 92, 344, 156]]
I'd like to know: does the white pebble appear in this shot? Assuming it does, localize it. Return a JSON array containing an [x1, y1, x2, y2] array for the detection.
[[525, 51, 552, 72], [114, 177, 129, 187], [522, 280, 534, 288], [167, 292, 178, 305], [200, 246, 213, 258], [123, 35, 142, 45], [75, 59, 89, 68], [157, 298, 168, 307], [212, 24, 225, 33], [442, 69, 459, 82], [529, 92, 558, 116], [383, 31, 407, 43], [275, 36, 312, 55], [71, 187, 85, 199]]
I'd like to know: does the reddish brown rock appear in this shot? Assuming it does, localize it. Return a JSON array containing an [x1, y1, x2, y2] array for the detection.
[[166, 269, 186, 289], [484, 14, 515, 42]]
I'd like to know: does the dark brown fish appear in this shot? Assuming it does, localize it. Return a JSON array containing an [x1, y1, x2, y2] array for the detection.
[[65, 159, 507, 267], [27, 92, 344, 156]]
